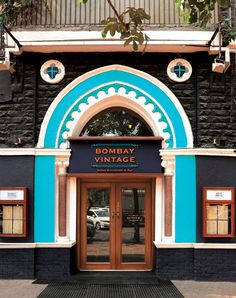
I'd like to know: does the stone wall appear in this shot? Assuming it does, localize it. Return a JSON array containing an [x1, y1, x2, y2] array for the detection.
[[0, 52, 235, 148], [156, 248, 236, 281], [0, 246, 76, 279]]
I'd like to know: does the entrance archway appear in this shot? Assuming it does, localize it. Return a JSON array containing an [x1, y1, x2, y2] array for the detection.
[[37, 65, 193, 149], [36, 65, 194, 270]]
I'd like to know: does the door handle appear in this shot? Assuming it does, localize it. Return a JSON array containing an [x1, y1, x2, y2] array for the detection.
[[116, 212, 120, 219], [112, 212, 116, 219]]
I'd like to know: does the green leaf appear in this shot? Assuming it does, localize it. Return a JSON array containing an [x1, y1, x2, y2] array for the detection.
[[77, 0, 89, 4], [101, 31, 107, 38], [124, 37, 133, 47], [133, 40, 138, 51]]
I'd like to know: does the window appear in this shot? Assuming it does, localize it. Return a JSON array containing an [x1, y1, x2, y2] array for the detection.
[[80, 108, 153, 137], [0, 188, 27, 237], [203, 187, 235, 238]]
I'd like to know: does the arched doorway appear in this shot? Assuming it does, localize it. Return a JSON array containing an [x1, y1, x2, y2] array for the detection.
[[77, 107, 155, 269], [37, 65, 193, 271]]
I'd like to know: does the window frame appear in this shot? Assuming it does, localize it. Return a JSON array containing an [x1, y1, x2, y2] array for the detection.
[[203, 187, 235, 238], [0, 187, 27, 237]]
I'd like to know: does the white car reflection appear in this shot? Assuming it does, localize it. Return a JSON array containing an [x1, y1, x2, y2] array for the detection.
[[87, 209, 110, 230]]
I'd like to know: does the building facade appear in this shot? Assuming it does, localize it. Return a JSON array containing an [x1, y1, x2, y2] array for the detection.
[[0, 0, 236, 280]]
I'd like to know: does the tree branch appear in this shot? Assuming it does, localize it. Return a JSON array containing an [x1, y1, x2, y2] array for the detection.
[[106, 0, 126, 26]]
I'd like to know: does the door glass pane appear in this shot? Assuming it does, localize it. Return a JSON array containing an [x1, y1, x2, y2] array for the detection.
[[121, 188, 145, 262], [86, 188, 110, 262]]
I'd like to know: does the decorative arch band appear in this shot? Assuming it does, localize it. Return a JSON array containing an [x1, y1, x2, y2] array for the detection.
[[38, 65, 193, 149], [57, 82, 173, 148]]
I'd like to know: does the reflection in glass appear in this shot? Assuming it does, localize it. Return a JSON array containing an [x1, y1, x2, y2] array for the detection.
[[206, 204, 231, 235], [80, 108, 153, 137], [121, 188, 145, 262], [86, 188, 110, 262]]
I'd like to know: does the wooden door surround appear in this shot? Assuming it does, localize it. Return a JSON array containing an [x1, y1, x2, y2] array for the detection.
[[77, 178, 154, 270]]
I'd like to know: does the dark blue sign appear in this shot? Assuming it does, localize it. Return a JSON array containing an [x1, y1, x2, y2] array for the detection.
[[68, 138, 163, 174]]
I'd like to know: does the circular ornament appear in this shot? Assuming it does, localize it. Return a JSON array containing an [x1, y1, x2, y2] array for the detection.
[[40, 60, 65, 84], [167, 59, 192, 82]]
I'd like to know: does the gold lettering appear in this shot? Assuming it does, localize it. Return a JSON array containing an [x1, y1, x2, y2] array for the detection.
[[123, 157, 129, 163], [123, 148, 129, 154], [116, 157, 122, 162], [129, 148, 135, 154], [117, 148, 123, 154], [95, 157, 101, 163], [95, 148, 101, 154], [109, 149, 116, 154], [102, 148, 109, 154], [130, 157, 136, 163], [104, 157, 111, 162]]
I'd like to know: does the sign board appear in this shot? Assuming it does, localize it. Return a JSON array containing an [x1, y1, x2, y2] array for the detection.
[[0, 189, 24, 201], [206, 189, 233, 201], [68, 137, 163, 174]]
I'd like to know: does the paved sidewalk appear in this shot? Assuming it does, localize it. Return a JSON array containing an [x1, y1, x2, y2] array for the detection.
[[0, 279, 235, 298], [173, 281, 236, 298]]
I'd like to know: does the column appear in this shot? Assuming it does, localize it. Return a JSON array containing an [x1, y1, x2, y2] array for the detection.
[[161, 155, 175, 238], [56, 158, 69, 241]]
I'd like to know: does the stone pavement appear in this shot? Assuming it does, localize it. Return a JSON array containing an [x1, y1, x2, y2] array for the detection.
[[0, 279, 235, 298]]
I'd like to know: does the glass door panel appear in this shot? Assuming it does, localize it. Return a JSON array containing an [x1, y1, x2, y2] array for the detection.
[[80, 182, 152, 270], [86, 188, 110, 263], [121, 188, 146, 263]]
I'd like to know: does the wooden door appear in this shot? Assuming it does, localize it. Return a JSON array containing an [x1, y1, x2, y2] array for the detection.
[[80, 182, 152, 270]]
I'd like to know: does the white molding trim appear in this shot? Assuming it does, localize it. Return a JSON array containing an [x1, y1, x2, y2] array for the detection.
[[154, 242, 194, 248], [155, 176, 164, 243], [154, 242, 236, 249], [68, 177, 77, 242], [8, 30, 214, 54], [0, 148, 71, 156], [58, 92, 172, 149], [0, 241, 76, 249], [38, 64, 193, 149], [0, 149, 35, 155], [160, 148, 236, 157]]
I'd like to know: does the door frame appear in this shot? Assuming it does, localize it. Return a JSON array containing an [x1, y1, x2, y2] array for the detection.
[[77, 177, 155, 271]]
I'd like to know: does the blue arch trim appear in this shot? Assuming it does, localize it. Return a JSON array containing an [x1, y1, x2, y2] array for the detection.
[[57, 82, 173, 148], [44, 69, 189, 148]]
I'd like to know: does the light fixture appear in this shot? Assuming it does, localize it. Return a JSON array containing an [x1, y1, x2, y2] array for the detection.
[[0, 24, 21, 73], [212, 24, 230, 74], [212, 49, 230, 73]]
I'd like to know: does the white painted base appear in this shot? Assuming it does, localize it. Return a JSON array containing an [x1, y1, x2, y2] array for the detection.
[[57, 236, 70, 242]]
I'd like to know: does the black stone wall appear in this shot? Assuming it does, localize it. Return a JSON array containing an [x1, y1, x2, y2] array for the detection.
[[156, 248, 236, 281], [196, 156, 236, 243], [0, 156, 34, 243], [0, 246, 77, 279], [195, 249, 236, 281], [155, 248, 194, 280], [0, 249, 35, 279], [35, 246, 77, 279], [0, 52, 235, 148]]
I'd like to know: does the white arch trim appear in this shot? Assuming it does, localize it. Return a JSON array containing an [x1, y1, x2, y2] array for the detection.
[[37, 64, 193, 148]]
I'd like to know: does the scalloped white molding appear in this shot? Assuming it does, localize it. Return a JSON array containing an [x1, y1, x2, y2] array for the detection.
[[57, 90, 172, 149], [38, 65, 193, 149]]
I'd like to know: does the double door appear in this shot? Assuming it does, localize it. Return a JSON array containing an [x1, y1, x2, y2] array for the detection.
[[80, 182, 153, 270]]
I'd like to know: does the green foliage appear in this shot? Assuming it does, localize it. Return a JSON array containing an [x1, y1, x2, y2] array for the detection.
[[221, 16, 236, 44], [77, 0, 89, 3], [176, 0, 235, 45], [101, 6, 150, 51], [0, 0, 38, 26], [79, 0, 150, 51]]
